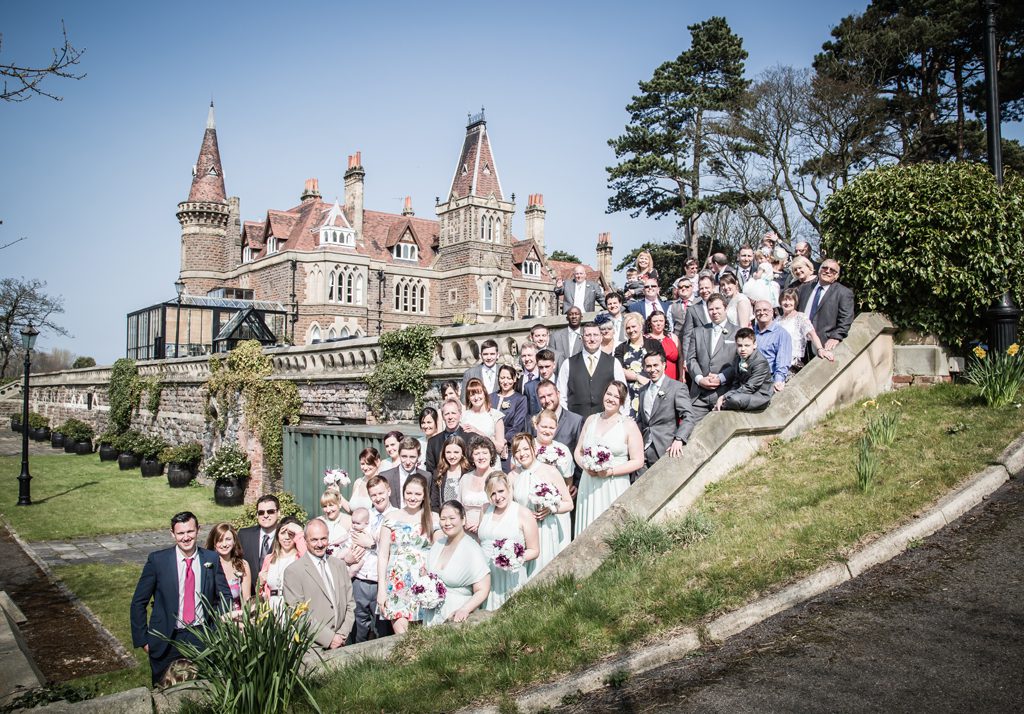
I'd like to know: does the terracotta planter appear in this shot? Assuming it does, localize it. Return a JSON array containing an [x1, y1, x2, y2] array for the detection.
[[140, 457, 164, 477], [214, 478, 245, 507], [166, 464, 195, 488], [118, 453, 140, 470], [98, 444, 119, 461]]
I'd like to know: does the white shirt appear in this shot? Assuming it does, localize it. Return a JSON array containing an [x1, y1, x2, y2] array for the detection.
[[356, 506, 397, 581], [481, 364, 497, 394], [175, 547, 203, 628], [573, 280, 587, 309], [311, 553, 336, 606]]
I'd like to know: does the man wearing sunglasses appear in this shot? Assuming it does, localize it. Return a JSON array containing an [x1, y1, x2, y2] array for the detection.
[[239, 495, 282, 596], [797, 259, 854, 362]]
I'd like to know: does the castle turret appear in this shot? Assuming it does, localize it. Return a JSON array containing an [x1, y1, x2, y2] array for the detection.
[[177, 102, 231, 295]]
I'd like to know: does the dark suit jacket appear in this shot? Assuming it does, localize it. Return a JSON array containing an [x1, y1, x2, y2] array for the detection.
[[637, 376, 694, 461], [555, 279, 606, 312], [424, 426, 467, 476], [721, 349, 774, 410], [626, 298, 672, 324], [130, 546, 229, 660], [492, 392, 528, 442], [797, 279, 855, 344], [380, 465, 430, 508], [549, 327, 583, 358], [238, 525, 276, 597], [461, 363, 498, 395], [686, 320, 739, 399], [734, 264, 756, 289]]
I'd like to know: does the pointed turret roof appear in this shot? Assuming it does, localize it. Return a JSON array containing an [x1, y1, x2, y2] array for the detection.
[[447, 110, 504, 200], [187, 102, 227, 203]]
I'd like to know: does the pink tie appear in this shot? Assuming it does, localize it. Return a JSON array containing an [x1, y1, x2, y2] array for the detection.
[[182, 557, 196, 625]]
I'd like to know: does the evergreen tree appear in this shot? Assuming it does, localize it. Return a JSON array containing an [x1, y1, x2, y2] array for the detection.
[[607, 16, 748, 258]]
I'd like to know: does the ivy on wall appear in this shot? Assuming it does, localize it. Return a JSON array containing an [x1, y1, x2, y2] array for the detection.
[[206, 340, 301, 477], [108, 359, 163, 430], [366, 325, 439, 419]]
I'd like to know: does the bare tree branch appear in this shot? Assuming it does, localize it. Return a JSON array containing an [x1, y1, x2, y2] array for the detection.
[[1, 21, 86, 103]]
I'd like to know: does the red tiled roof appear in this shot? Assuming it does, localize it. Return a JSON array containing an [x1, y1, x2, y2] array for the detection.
[[242, 221, 265, 248], [186, 105, 226, 203], [448, 119, 503, 200], [511, 238, 540, 265], [548, 259, 602, 283]]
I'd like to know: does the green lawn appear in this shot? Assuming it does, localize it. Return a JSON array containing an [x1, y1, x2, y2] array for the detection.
[[0, 454, 243, 541], [56, 563, 150, 695], [301, 384, 1023, 713]]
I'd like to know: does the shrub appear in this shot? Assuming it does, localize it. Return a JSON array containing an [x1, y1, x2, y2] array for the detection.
[[821, 163, 1024, 347], [232, 491, 308, 529], [108, 358, 139, 433], [135, 433, 168, 460], [71, 356, 96, 369], [366, 325, 439, 419], [97, 429, 119, 446], [112, 429, 144, 454], [205, 444, 251, 482], [27, 412, 49, 429], [61, 419, 94, 443], [966, 343, 1024, 407], [159, 441, 204, 469]]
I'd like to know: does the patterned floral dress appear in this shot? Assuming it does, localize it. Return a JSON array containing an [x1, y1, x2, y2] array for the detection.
[[380, 519, 432, 622]]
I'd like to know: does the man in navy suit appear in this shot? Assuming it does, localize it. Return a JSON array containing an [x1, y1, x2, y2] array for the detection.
[[627, 278, 673, 333], [130, 511, 230, 685]]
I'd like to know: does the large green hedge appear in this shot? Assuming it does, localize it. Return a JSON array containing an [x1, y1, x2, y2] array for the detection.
[[821, 162, 1024, 348]]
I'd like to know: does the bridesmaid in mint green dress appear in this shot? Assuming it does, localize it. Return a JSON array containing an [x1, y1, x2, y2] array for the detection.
[[509, 434, 573, 577], [422, 501, 491, 626]]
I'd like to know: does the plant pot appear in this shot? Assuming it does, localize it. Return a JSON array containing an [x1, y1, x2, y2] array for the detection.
[[37, 427, 51, 442], [98, 444, 119, 461], [12, 419, 22, 433], [214, 478, 246, 507], [118, 453, 140, 470], [50, 432, 65, 449], [166, 463, 195, 488], [29, 427, 41, 441], [140, 457, 164, 477], [64, 440, 77, 453], [74, 439, 93, 455]]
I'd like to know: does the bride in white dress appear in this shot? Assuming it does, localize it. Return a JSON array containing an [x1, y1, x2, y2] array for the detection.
[[573, 380, 645, 538]]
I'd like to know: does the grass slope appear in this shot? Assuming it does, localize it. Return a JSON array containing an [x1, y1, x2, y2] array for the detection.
[[304, 385, 1023, 712], [0, 455, 243, 541]]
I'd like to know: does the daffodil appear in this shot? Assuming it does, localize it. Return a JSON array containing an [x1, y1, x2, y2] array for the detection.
[[1008, 343, 1019, 357], [862, 399, 877, 409], [291, 601, 310, 621], [973, 345, 987, 359]]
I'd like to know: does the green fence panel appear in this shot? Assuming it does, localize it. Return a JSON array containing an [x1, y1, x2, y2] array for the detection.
[[283, 424, 423, 518]]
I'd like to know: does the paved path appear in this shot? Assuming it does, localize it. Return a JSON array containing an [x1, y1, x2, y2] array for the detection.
[[558, 476, 1024, 714], [30, 530, 167, 568], [0, 428, 69, 457]]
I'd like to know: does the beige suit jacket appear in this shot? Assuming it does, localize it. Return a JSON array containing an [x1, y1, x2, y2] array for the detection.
[[284, 553, 355, 649]]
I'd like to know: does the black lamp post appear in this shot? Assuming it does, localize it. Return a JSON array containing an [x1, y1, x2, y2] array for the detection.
[[174, 278, 185, 358], [17, 322, 39, 506]]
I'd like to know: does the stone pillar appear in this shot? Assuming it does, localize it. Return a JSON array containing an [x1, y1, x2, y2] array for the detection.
[[596, 232, 613, 287], [525, 193, 546, 256], [344, 153, 365, 239]]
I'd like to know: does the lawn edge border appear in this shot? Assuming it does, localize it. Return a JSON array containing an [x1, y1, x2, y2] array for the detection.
[[468, 431, 1022, 714], [1, 518, 137, 670]]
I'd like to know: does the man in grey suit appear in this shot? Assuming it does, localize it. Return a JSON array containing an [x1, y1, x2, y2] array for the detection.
[[683, 294, 738, 433], [681, 275, 715, 366], [238, 494, 281, 597], [797, 259, 854, 361], [714, 327, 774, 412], [554, 265, 606, 313], [379, 437, 429, 508], [636, 350, 693, 480], [284, 519, 355, 650], [549, 306, 584, 358], [461, 339, 500, 395]]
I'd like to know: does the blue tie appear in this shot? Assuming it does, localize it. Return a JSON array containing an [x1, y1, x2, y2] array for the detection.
[[808, 286, 823, 320]]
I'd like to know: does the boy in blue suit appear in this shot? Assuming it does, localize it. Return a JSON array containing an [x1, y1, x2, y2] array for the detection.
[[130, 511, 230, 685]]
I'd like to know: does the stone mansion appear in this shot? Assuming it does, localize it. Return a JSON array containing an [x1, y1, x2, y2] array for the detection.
[[175, 105, 613, 345]]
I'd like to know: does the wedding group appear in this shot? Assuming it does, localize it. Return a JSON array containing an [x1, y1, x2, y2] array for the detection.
[[130, 241, 854, 685]]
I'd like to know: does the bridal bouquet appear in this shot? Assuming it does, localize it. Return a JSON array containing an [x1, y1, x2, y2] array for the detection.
[[323, 468, 350, 489], [529, 482, 561, 512], [411, 571, 447, 610], [535, 442, 568, 466], [484, 538, 526, 572], [581, 444, 613, 472]]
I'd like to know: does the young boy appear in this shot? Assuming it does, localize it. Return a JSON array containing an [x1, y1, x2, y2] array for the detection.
[[714, 327, 773, 412]]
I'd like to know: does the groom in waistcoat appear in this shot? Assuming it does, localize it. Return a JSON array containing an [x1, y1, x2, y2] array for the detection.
[[555, 322, 626, 419]]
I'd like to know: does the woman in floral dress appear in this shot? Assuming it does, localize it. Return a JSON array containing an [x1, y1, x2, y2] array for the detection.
[[614, 312, 662, 418], [376, 474, 437, 634]]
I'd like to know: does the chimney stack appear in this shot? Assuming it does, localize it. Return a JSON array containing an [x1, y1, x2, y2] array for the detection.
[[344, 152, 365, 238], [300, 177, 321, 202], [525, 193, 547, 259], [596, 232, 613, 287], [402, 196, 414, 216]]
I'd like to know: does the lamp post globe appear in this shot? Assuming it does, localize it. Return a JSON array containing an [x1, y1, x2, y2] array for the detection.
[[17, 322, 39, 507]]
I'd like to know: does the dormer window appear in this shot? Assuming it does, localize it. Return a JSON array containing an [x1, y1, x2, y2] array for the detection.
[[321, 226, 355, 246], [392, 242, 418, 261], [267, 237, 280, 255], [242, 246, 254, 263], [523, 260, 540, 277]]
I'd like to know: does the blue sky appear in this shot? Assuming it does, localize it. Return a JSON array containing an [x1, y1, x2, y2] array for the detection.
[[1, 1, 1019, 363]]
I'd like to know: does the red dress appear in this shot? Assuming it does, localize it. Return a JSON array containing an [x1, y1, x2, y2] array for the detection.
[[657, 335, 679, 380]]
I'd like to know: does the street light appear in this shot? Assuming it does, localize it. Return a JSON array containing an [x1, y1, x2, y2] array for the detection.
[[174, 278, 185, 358], [17, 322, 39, 507]]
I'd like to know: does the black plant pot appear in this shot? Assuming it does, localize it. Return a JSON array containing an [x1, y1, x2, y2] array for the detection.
[[12, 420, 22, 433], [37, 427, 51, 442], [64, 440, 77, 453], [140, 457, 164, 477], [29, 427, 42, 441], [50, 432, 65, 449], [98, 444, 119, 461], [166, 463, 195, 488], [214, 478, 245, 507], [118, 453, 140, 470], [74, 439, 93, 455]]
